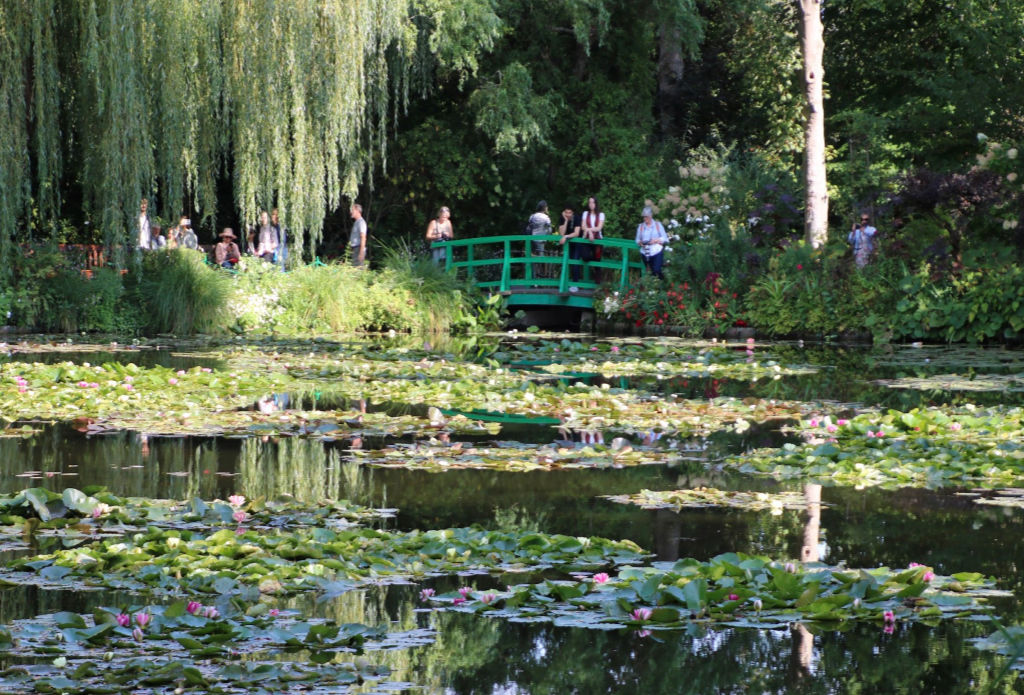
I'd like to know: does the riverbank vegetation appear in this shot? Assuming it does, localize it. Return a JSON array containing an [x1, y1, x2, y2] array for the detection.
[[3, 247, 489, 336]]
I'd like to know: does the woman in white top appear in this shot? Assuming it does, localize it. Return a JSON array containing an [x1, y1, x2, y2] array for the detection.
[[635, 206, 668, 278], [575, 196, 605, 283], [580, 196, 604, 241]]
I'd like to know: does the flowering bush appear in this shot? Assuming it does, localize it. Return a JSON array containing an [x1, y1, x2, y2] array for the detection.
[[604, 272, 747, 334]]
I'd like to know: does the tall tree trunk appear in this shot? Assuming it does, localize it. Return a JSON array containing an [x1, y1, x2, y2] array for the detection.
[[656, 25, 685, 138], [798, 0, 828, 247]]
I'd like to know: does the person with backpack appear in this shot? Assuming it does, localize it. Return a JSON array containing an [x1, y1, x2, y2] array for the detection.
[[636, 206, 668, 279]]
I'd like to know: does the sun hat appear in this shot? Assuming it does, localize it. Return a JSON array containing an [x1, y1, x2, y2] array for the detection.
[[218, 228, 237, 240]]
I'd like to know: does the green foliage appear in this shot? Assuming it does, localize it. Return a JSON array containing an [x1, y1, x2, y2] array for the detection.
[[139, 249, 232, 335], [745, 243, 903, 339]]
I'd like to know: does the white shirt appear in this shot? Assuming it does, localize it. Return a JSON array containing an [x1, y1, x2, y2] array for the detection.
[[138, 213, 151, 249], [636, 220, 667, 256], [581, 211, 605, 239]]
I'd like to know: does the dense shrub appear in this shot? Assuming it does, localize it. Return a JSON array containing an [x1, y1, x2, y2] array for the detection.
[[1, 248, 490, 337]]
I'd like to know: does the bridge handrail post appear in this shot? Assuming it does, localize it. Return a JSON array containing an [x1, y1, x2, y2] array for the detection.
[[619, 242, 631, 293], [501, 240, 511, 292], [558, 239, 570, 293], [444, 242, 452, 272]]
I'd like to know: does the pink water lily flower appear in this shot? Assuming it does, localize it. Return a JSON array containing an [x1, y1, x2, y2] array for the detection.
[[134, 612, 151, 628], [909, 562, 922, 568], [610, 346, 620, 353], [883, 610, 895, 623], [866, 431, 876, 438], [837, 419, 849, 426], [168, 378, 178, 385], [201, 367, 212, 373], [949, 422, 962, 431], [452, 597, 467, 606], [922, 571, 935, 582], [727, 593, 739, 601], [203, 606, 218, 619], [458, 587, 471, 598], [132, 627, 144, 642], [176, 370, 186, 376], [228, 495, 245, 507], [592, 573, 610, 584], [116, 613, 131, 627], [826, 424, 838, 433], [77, 381, 88, 388], [481, 594, 496, 604], [268, 608, 280, 617], [186, 601, 202, 615], [419, 588, 436, 602], [232, 510, 247, 523], [631, 608, 653, 621], [809, 419, 819, 428]]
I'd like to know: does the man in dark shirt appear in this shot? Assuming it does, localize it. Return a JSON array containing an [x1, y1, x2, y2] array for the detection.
[[557, 204, 585, 288]]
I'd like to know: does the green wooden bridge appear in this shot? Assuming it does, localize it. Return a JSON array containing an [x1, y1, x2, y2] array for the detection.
[[432, 235, 645, 309]]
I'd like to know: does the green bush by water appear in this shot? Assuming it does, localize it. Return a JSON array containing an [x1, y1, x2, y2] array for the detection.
[[1, 248, 489, 337]]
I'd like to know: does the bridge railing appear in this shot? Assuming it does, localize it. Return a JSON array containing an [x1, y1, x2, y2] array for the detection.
[[432, 235, 645, 294]]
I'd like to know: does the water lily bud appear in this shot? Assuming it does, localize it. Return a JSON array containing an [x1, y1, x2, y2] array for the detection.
[[103, 651, 114, 662], [132, 627, 144, 642]]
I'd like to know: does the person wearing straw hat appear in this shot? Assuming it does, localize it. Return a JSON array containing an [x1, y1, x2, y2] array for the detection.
[[214, 228, 242, 268]]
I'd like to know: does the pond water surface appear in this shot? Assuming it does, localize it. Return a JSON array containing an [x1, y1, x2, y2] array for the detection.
[[3, 338, 1024, 693]]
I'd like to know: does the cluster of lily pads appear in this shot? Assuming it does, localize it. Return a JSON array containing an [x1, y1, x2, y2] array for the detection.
[[0, 599, 400, 693], [425, 552, 1003, 631], [352, 438, 680, 472], [6, 505, 648, 598], [0, 487, 391, 546], [725, 407, 1024, 488], [603, 487, 815, 513]]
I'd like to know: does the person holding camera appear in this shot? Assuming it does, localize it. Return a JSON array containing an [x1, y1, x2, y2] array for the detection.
[[426, 206, 454, 265], [848, 213, 877, 268]]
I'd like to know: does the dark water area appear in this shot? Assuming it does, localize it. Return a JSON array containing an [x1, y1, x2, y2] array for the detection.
[[1, 348, 221, 371], [5, 340, 1024, 692]]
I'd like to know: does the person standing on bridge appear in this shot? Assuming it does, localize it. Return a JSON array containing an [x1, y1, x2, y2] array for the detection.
[[636, 206, 668, 279], [557, 203, 583, 289], [525, 201, 552, 276], [580, 196, 605, 284], [426, 206, 454, 265]]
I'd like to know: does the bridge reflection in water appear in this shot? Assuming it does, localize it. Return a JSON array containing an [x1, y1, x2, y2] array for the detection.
[[433, 234, 645, 310]]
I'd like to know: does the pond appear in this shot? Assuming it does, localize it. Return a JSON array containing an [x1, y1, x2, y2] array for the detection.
[[1, 336, 1024, 693]]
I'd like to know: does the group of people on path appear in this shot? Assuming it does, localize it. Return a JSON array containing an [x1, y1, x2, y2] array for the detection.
[[136, 199, 199, 252], [136, 199, 287, 270]]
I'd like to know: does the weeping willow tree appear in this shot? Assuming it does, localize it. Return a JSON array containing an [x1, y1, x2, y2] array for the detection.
[[1, 0, 491, 266]]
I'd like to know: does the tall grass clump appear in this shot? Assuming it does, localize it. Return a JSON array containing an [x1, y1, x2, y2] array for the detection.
[[379, 241, 476, 333], [139, 249, 232, 335]]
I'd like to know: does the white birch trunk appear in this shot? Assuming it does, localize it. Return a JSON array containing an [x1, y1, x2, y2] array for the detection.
[[799, 0, 829, 248]]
